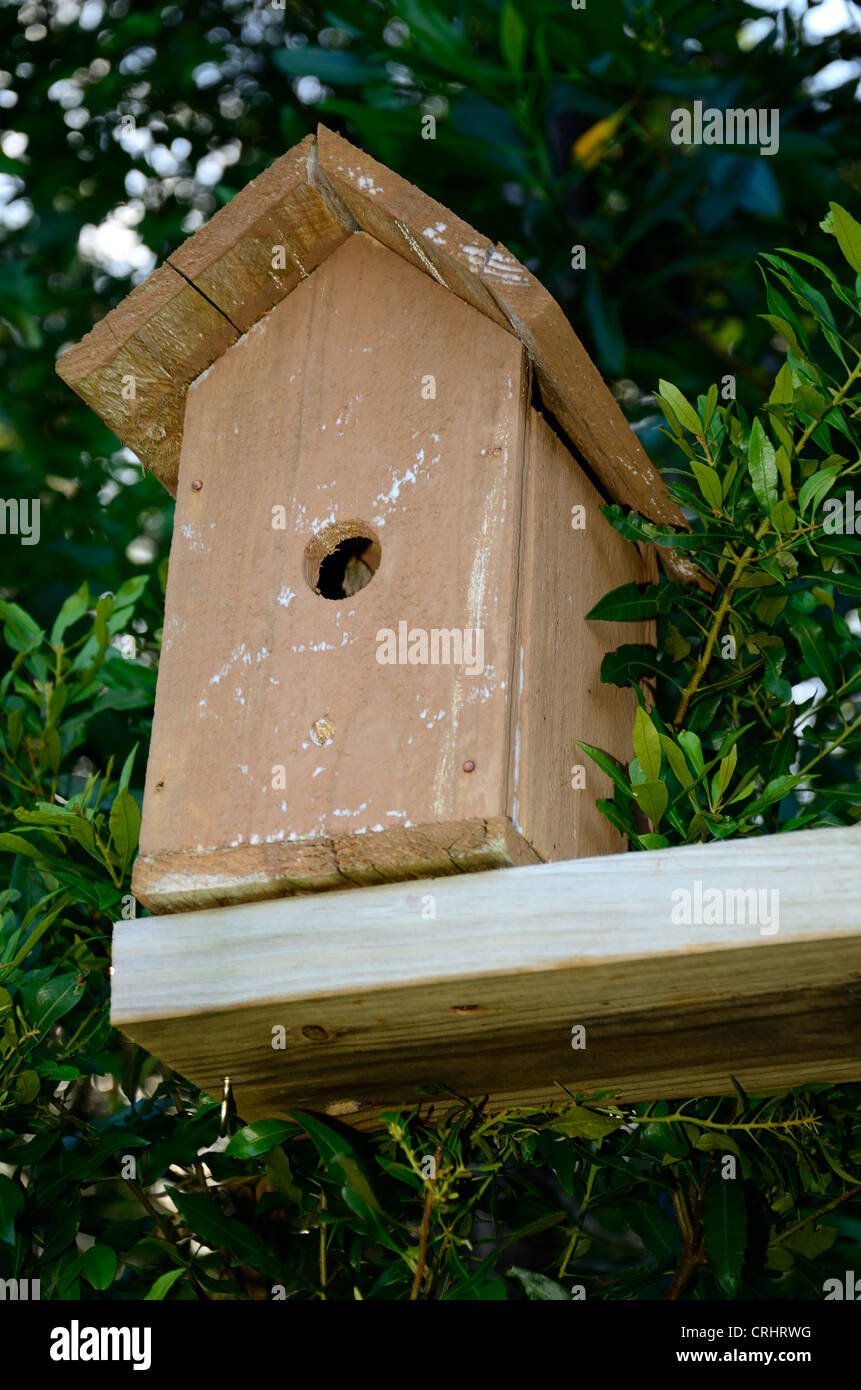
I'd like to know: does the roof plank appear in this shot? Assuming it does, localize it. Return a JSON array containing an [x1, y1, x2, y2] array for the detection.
[[56, 127, 682, 523], [56, 262, 238, 492], [168, 133, 349, 330], [481, 245, 685, 526], [313, 124, 512, 332]]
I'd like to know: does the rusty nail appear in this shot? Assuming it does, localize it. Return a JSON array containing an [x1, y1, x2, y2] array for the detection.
[[462, 760, 476, 773], [191, 479, 203, 491]]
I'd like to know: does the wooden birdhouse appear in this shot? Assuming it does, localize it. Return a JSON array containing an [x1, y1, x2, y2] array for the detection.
[[60, 129, 860, 1124], [58, 126, 674, 916]]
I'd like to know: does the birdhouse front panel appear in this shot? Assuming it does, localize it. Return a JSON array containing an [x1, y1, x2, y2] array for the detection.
[[56, 128, 667, 917], [133, 233, 541, 910]]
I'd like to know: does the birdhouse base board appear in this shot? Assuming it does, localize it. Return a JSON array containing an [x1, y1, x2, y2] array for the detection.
[[131, 815, 542, 914], [113, 825, 861, 1128]]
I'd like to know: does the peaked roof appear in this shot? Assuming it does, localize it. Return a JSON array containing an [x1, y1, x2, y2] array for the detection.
[[57, 125, 682, 526]]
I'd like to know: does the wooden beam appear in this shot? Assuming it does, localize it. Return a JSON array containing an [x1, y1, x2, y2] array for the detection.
[[113, 825, 861, 1128]]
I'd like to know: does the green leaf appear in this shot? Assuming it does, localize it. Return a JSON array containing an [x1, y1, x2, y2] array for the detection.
[[0, 600, 44, 654], [811, 569, 861, 597], [600, 644, 661, 687], [144, 1267, 186, 1301], [659, 734, 693, 789], [704, 1176, 747, 1297], [703, 383, 718, 430], [690, 462, 723, 511], [716, 743, 738, 802], [118, 742, 138, 793], [677, 730, 705, 775], [748, 419, 779, 513], [743, 775, 804, 819], [113, 576, 148, 609], [79, 1243, 118, 1290], [632, 780, 668, 827], [769, 500, 796, 534], [573, 740, 632, 797], [14, 1070, 40, 1104], [632, 706, 662, 781], [500, 1, 527, 70], [225, 1119, 294, 1159], [549, 1105, 625, 1140], [638, 833, 670, 849], [49, 583, 89, 647], [23, 972, 85, 1035], [596, 797, 637, 838], [586, 582, 661, 622], [171, 1190, 282, 1279], [783, 1222, 838, 1260], [0, 832, 49, 861], [508, 1266, 571, 1300], [665, 626, 691, 662], [658, 379, 702, 434], [288, 1110, 385, 1217], [768, 362, 794, 406], [829, 202, 861, 275], [109, 787, 141, 874], [759, 314, 804, 355], [799, 465, 842, 515]]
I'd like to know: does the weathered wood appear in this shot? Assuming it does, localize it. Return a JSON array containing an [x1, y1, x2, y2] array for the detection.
[[113, 825, 861, 1129], [133, 816, 540, 914], [168, 133, 349, 331], [314, 124, 681, 525], [56, 263, 238, 493], [133, 233, 533, 910], [312, 125, 511, 331], [56, 127, 682, 524], [509, 411, 655, 860], [480, 245, 686, 527]]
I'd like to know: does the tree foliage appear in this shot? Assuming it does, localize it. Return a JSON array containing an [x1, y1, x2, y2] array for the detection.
[[1, 0, 860, 1303]]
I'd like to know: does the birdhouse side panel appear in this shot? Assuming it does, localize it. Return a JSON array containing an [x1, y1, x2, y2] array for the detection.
[[509, 411, 656, 861], [135, 233, 532, 910]]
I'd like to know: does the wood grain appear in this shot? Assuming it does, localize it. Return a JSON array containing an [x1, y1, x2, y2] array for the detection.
[[56, 263, 238, 493], [113, 824, 861, 1128], [133, 816, 540, 914], [508, 411, 656, 860], [168, 134, 349, 331], [56, 126, 681, 524], [134, 233, 532, 909], [479, 246, 685, 526]]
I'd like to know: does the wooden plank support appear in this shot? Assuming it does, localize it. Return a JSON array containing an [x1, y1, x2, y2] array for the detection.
[[112, 825, 861, 1129]]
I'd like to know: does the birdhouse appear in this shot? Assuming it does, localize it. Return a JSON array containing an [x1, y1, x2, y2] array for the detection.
[[63, 127, 861, 1126], [58, 127, 676, 920]]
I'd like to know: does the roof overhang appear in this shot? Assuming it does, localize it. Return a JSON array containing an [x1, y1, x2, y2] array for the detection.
[[57, 125, 683, 527]]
